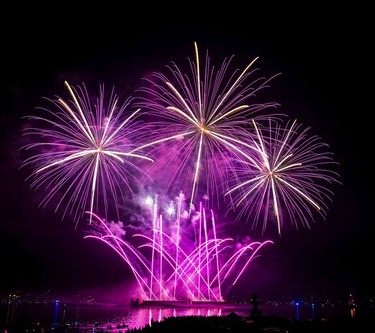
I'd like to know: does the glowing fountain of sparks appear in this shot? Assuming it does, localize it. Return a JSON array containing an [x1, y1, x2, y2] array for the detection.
[[84, 193, 273, 302]]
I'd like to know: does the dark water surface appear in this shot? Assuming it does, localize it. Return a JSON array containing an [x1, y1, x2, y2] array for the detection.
[[0, 301, 351, 332]]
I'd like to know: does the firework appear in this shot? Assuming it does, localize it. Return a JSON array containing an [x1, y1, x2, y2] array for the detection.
[[226, 118, 341, 235], [133, 42, 282, 208], [20, 43, 340, 243], [20, 81, 153, 226], [84, 194, 273, 302]]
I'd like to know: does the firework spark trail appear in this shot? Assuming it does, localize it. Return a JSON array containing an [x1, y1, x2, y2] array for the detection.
[[85, 212, 194, 301], [133, 42, 282, 209], [211, 209, 222, 301], [84, 197, 273, 301], [159, 214, 163, 300], [84, 212, 157, 299], [137, 232, 207, 300], [226, 118, 341, 235], [202, 204, 211, 299], [21, 81, 153, 226], [173, 192, 183, 298]]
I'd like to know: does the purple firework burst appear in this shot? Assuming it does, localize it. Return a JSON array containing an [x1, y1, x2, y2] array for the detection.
[[133, 42, 283, 209], [21, 81, 153, 226], [226, 118, 342, 235]]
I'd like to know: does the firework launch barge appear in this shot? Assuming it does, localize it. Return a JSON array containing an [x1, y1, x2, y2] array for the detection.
[[130, 298, 233, 308]]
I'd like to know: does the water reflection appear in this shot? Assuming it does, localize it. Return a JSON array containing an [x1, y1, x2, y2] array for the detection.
[[53, 300, 59, 324], [311, 302, 315, 320], [124, 307, 225, 331], [295, 301, 300, 321], [0, 301, 353, 332]]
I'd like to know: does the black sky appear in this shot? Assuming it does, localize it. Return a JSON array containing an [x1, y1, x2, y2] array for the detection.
[[1, 4, 373, 302]]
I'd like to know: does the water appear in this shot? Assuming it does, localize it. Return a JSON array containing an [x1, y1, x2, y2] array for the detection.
[[0, 301, 350, 332]]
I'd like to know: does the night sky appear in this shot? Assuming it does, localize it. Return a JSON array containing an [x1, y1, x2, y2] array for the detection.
[[1, 5, 373, 303]]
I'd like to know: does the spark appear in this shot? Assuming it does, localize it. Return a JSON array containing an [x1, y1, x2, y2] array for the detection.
[[21, 81, 153, 226], [84, 195, 272, 301], [226, 119, 341, 235], [133, 42, 281, 209]]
